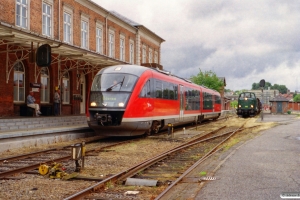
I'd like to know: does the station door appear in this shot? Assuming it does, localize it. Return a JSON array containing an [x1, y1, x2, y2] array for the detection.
[[277, 102, 282, 113]]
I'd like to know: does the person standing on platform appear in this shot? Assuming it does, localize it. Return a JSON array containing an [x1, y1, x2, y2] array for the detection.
[[54, 88, 61, 116], [27, 91, 42, 116]]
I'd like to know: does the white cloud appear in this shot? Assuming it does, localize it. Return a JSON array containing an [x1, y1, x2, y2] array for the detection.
[[92, 0, 300, 91]]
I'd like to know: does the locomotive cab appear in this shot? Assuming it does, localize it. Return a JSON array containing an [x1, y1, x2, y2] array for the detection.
[[237, 92, 259, 117]]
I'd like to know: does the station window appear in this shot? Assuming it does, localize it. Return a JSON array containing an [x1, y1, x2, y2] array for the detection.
[[42, 2, 52, 37], [120, 37, 125, 61], [108, 30, 115, 58], [63, 12, 72, 44], [40, 67, 50, 103], [62, 71, 70, 104], [142, 46, 146, 63], [13, 62, 25, 102], [96, 27, 103, 53], [129, 41, 134, 64], [16, 0, 28, 29], [81, 20, 89, 49]]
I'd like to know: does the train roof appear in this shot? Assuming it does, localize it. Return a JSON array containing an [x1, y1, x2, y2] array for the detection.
[[98, 64, 220, 95]]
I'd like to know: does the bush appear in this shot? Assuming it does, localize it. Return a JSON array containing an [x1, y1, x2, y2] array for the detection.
[[287, 110, 291, 114]]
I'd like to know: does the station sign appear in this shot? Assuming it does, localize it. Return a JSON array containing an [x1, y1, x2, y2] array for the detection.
[[30, 83, 41, 88]]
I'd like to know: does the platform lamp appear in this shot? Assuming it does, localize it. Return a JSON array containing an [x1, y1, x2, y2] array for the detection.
[[259, 79, 265, 121]]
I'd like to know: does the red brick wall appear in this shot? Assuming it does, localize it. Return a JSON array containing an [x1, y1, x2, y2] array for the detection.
[[0, 0, 163, 116]]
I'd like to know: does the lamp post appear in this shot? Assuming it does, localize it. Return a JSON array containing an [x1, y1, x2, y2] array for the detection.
[[259, 79, 265, 121]]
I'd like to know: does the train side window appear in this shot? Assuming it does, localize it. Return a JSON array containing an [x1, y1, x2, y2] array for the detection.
[[155, 80, 162, 98], [174, 84, 178, 100], [140, 80, 151, 98], [169, 83, 175, 99], [163, 81, 169, 99]]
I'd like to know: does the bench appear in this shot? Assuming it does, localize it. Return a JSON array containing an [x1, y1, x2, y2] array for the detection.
[[40, 104, 53, 116], [20, 105, 35, 117]]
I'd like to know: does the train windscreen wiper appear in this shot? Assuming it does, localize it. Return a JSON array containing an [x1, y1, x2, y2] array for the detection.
[[106, 76, 125, 91]]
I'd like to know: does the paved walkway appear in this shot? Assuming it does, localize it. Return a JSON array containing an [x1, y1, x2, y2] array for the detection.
[[196, 114, 300, 200]]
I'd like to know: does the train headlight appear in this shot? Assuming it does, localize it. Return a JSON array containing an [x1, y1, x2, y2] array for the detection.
[[251, 105, 254, 108], [118, 102, 124, 107], [245, 98, 248, 100], [90, 102, 97, 107], [238, 105, 241, 108]]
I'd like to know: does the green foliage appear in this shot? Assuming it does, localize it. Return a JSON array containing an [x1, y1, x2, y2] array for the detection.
[[190, 70, 223, 92], [230, 100, 238, 108], [251, 82, 288, 94], [293, 94, 300, 102], [252, 82, 272, 90]]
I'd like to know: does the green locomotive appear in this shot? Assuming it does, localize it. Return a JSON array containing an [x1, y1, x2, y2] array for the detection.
[[237, 92, 261, 117]]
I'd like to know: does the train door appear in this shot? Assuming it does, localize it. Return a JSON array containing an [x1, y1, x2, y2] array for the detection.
[[80, 74, 86, 114], [179, 85, 184, 121]]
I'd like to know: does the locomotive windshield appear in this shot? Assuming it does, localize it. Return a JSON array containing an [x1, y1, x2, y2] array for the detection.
[[239, 92, 255, 99], [90, 73, 138, 108]]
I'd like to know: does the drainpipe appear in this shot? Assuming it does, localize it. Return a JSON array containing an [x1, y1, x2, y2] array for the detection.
[[58, 0, 61, 40], [105, 12, 110, 55]]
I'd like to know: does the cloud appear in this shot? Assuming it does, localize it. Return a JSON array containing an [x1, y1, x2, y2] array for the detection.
[[93, 0, 300, 91]]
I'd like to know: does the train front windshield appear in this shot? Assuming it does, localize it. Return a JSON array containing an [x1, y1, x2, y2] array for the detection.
[[89, 73, 138, 108]]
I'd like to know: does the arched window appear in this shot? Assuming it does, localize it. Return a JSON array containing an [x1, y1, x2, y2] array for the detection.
[[62, 71, 70, 104], [40, 67, 50, 103], [13, 62, 25, 102]]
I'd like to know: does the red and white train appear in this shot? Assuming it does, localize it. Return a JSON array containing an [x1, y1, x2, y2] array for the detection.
[[87, 65, 221, 136]]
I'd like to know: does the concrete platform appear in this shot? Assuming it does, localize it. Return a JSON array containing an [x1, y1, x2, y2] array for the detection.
[[0, 115, 93, 153], [161, 114, 300, 200]]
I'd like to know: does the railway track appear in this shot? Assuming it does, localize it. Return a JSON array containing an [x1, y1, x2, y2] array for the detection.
[[64, 122, 258, 199], [0, 136, 139, 179]]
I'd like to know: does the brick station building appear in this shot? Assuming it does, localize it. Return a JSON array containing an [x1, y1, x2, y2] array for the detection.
[[0, 0, 164, 117]]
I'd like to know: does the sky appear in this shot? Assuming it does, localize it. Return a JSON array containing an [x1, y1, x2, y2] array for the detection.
[[92, 0, 300, 92]]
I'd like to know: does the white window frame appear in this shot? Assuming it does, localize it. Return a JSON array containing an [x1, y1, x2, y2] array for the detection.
[[40, 67, 50, 103], [119, 35, 125, 61], [13, 62, 25, 103], [63, 5, 73, 44], [81, 20, 88, 49], [108, 30, 115, 58], [81, 14, 89, 49], [142, 45, 146, 63], [16, 0, 30, 29], [129, 40, 134, 64], [154, 51, 158, 63], [96, 25, 103, 54], [42, 1, 53, 37], [62, 72, 70, 104], [149, 48, 153, 63]]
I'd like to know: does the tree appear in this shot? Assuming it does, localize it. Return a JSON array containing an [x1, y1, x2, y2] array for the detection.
[[230, 100, 238, 108], [190, 70, 223, 92], [251, 82, 288, 94], [293, 94, 300, 102], [272, 84, 288, 94], [251, 82, 272, 90]]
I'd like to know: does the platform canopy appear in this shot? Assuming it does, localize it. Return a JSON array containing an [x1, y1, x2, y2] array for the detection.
[[0, 21, 126, 80]]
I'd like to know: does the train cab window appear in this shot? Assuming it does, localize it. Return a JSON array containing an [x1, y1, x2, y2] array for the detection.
[[140, 80, 151, 98]]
